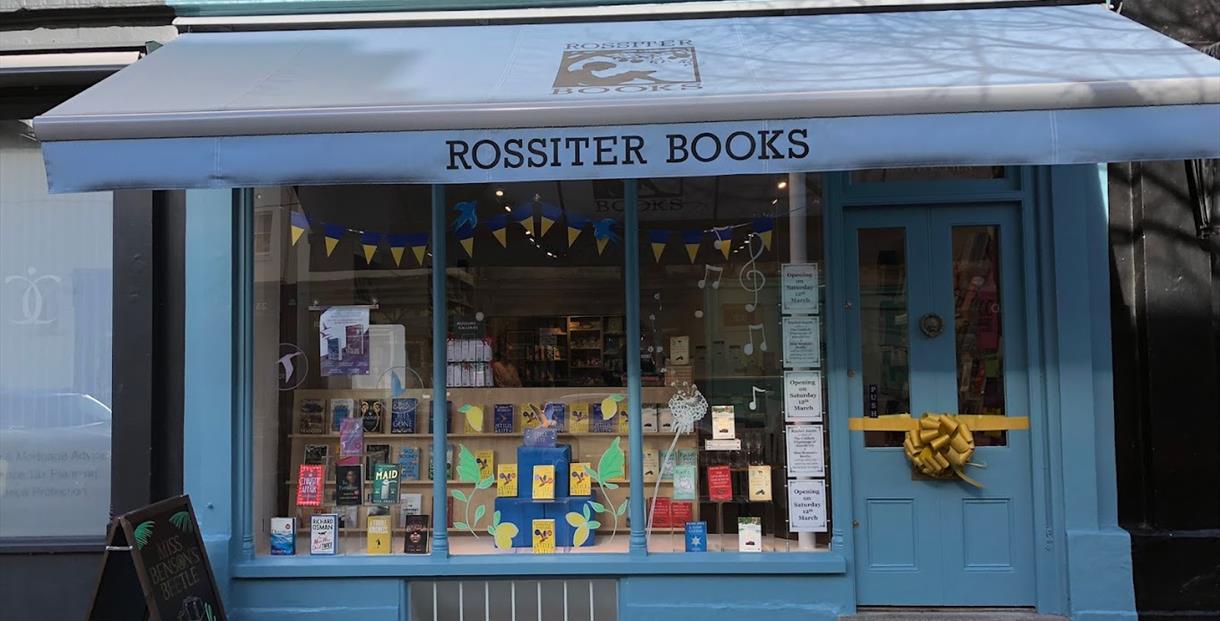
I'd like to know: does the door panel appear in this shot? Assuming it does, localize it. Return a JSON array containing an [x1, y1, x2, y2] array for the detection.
[[846, 205, 1034, 606]]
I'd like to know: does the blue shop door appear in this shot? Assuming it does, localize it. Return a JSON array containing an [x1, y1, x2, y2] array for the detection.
[[844, 204, 1035, 606]]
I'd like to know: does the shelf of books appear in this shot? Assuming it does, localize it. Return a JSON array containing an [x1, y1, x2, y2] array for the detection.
[[282, 386, 700, 556]]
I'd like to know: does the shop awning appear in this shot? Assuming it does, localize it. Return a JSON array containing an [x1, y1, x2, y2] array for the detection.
[[35, 3, 1220, 192]]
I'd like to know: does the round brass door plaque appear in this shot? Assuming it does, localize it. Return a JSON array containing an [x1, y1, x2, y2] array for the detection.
[[919, 313, 944, 338]]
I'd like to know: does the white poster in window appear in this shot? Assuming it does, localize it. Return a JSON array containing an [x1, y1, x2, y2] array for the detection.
[[352, 324, 406, 390], [785, 424, 825, 478], [781, 263, 819, 314], [781, 316, 821, 368], [670, 336, 690, 365], [319, 306, 370, 376], [783, 370, 823, 422], [787, 479, 828, 533]]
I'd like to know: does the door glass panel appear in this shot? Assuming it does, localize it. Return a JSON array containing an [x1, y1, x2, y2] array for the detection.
[[857, 228, 910, 448], [951, 226, 1006, 446]]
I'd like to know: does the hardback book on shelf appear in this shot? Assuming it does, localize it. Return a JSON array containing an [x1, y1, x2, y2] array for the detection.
[[532, 519, 555, 554], [671, 501, 693, 525], [360, 399, 385, 433], [403, 514, 429, 554], [310, 514, 337, 555], [684, 521, 707, 552], [390, 397, 418, 434], [367, 515, 392, 554], [497, 464, 518, 497], [673, 465, 697, 501], [738, 517, 762, 552], [652, 496, 672, 528], [400, 493, 423, 518], [712, 405, 736, 440], [476, 450, 495, 481], [371, 463, 401, 504], [748, 465, 772, 502], [493, 404, 515, 433], [298, 398, 326, 434], [365, 444, 391, 481], [397, 446, 421, 481], [642, 449, 659, 482], [329, 398, 354, 433], [335, 465, 362, 505], [303, 443, 328, 465], [296, 464, 325, 507], [271, 517, 295, 555], [569, 404, 590, 433], [428, 444, 454, 481], [708, 465, 733, 502], [532, 464, 556, 500], [519, 403, 543, 429], [338, 417, 363, 463]]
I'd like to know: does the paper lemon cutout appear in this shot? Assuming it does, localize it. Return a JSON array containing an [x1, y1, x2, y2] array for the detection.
[[493, 521, 519, 549], [600, 394, 625, 420], [459, 404, 484, 433]]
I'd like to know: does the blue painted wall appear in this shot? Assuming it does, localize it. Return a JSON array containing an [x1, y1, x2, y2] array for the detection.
[[182, 167, 1133, 620]]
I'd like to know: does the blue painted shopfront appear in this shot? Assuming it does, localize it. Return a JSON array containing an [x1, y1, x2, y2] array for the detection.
[[178, 166, 1134, 620]]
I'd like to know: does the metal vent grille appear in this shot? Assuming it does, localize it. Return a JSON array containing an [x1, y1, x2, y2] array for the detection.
[[410, 579, 617, 621]]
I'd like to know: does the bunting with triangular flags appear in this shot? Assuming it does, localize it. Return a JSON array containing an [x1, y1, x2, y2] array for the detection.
[[511, 201, 535, 237], [752, 217, 775, 251], [387, 234, 409, 266], [648, 229, 671, 262], [456, 224, 476, 257], [567, 215, 589, 248], [487, 214, 509, 247], [712, 226, 734, 259], [322, 224, 346, 257], [405, 232, 429, 264], [360, 231, 382, 263], [539, 203, 563, 237], [681, 229, 703, 263], [593, 219, 620, 255], [290, 211, 309, 246]]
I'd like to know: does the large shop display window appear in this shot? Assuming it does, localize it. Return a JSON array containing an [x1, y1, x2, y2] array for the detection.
[[253, 175, 830, 557]]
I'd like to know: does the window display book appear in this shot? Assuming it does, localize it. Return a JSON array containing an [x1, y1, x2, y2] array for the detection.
[[371, 463, 401, 504], [493, 404, 515, 433], [738, 517, 762, 552], [365, 444, 391, 481], [303, 443, 328, 465], [403, 514, 429, 554], [390, 397, 417, 433], [684, 521, 707, 552], [360, 399, 385, 433], [296, 464, 325, 506], [310, 514, 338, 555], [329, 398, 354, 433], [338, 417, 363, 462], [397, 446, 421, 480], [271, 517, 295, 555], [298, 398, 326, 434], [335, 464, 363, 505], [367, 515, 392, 554]]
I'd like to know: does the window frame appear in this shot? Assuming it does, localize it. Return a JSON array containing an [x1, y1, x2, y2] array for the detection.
[[231, 179, 846, 576]]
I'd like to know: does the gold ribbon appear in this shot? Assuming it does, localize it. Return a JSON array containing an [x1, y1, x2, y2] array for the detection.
[[847, 413, 1029, 488]]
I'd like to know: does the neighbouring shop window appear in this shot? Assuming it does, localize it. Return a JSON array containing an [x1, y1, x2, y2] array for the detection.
[[0, 119, 113, 538], [639, 174, 829, 552], [443, 181, 632, 555], [253, 184, 435, 556]]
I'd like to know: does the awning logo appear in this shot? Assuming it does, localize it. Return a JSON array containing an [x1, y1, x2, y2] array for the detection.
[[553, 42, 701, 94]]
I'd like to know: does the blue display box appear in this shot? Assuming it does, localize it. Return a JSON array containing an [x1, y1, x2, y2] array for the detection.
[[493, 497, 547, 548], [517, 444, 572, 500]]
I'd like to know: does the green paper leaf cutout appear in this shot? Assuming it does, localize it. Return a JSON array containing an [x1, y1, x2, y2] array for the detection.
[[603, 481, 619, 490], [610, 393, 626, 402], [451, 489, 469, 503], [587, 520, 601, 529], [588, 501, 606, 515], [488, 526, 496, 536], [616, 500, 628, 516], [473, 504, 487, 526], [457, 444, 481, 483], [582, 504, 591, 520], [476, 476, 494, 490], [454, 521, 469, 530], [458, 404, 472, 413], [169, 511, 193, 533], [493, 510, 502, 527], [597, 436, 625, 482], [133, 521, 154, 549], [205, 603, 217, 621]]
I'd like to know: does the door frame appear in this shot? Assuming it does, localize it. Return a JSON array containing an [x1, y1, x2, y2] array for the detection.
[[822, 168, 1067, 614]]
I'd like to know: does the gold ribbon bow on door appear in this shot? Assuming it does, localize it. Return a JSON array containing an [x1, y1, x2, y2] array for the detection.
[[847, 413, 1030, 488]]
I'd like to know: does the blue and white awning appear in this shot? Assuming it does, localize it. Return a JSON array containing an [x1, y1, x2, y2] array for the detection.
[[35, 4, 1220, 192]]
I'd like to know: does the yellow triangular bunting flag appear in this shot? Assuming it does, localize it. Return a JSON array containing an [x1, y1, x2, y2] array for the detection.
[[324, 237, 340, 257], [362, 244, 377, 263], [597, 238, 609, 255], [493, 229, 507, 247], [651, 242, 665, 262], [290, 226, 305, 246], [390, 247, 405, 266], [568, 227, 581, 247], [412, 246, 426, 264], [460, 237, 474, 257], [540, 217, 555, 237], [685, 244, 699, 263], [759, 230, 773, 251]]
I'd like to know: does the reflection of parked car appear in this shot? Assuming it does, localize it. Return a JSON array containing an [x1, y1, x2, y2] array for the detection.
[[0, 390, 111, 538]]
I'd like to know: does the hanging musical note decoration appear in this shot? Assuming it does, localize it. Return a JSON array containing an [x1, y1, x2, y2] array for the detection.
[[739, 232, 766, 312], [744, 323, 768, 355]]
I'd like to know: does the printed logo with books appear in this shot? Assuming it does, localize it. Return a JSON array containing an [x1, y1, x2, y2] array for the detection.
[[552, 41, 701, 95]]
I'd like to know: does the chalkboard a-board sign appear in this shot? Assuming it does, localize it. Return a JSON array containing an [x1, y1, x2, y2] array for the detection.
[[86, 495, 226, 621]]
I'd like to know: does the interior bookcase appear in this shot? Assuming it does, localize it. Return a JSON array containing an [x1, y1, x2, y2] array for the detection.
[[283, 387, 698, 555]]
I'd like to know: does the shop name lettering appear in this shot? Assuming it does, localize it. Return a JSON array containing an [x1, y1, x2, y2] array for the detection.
[[147, 534, 203, 601], [445, 130, 810, 171]]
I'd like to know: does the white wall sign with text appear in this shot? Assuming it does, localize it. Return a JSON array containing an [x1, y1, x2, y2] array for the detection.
[[783, 370, 823, 422], [787, 479, 828, 533], [785, 424, 826, 478], [781, 263, 819, 314], [781, 315, 821, 369]]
